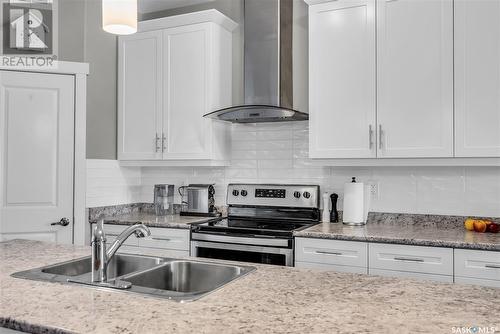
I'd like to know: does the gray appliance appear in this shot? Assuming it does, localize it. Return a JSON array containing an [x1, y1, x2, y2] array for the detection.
[[203, 0, 309, 123], [191, 184, 320, 266], [179, 184, 218, 217]]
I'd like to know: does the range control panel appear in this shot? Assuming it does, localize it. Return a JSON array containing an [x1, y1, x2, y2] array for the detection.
[[255, 188, 286, 198], [227, 184, 320, 208]]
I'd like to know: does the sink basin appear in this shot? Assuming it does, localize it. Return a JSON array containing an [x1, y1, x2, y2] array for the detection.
[[41, 254, 163, 279], [13, 253, 164, 283], [124, 260, 244, 293], [12, 254, 255, 302]]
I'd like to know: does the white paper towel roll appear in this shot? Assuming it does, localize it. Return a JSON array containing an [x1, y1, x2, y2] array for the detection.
[[343, 181, 370, 224]]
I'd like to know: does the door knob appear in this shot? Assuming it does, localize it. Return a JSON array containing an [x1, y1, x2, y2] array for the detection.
[[51, 218, 70, 227]]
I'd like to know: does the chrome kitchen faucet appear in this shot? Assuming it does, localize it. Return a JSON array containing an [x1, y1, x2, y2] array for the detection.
[[91, 220, 151, 283]]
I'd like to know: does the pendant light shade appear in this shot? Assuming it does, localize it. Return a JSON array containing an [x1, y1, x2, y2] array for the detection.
[[102, 0, 137, 35]]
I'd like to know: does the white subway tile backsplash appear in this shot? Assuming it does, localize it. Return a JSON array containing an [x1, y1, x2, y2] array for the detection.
[[232, 140, 257, 150], [258, 159, 293, 169], [464, 167, 500, 217], [371, 168, 417, 213], [231, 131, 257, 141], [256, 150, 292, 160], [415, 167, 466, 215], [87, 123, 500, 217], [231, 150, 257, 160], [256, 130, 292, 141], [256, 140, 293, 151], [225, 168, 258, 179]]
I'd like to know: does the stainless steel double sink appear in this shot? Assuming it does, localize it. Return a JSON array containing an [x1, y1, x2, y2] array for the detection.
[[12, 254, 255, 302]]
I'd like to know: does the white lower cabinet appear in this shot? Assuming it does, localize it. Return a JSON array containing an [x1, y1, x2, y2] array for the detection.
[[295, 238, 368, 274], [104, 224, 190, 258], [454, 249, 500, 287], [368, 243, 453, 280]]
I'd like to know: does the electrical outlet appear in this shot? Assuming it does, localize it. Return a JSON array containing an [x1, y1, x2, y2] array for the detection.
[[368, 181, 379, 200]]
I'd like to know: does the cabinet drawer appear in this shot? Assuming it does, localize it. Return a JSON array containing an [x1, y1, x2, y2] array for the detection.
[[369, 243, 453, 276], [454, 249, 500, 281], [295, 238, 368, 268], [370, 269, 453, 283], [138, 227, 189, 251], [104, 224, 138, 246], [295, 261, 368, 274]]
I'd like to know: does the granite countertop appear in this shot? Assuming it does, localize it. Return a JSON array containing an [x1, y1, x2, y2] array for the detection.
[[101, 212, 219, 229], [1, 240, 500, 334], [295, 213, 500, 251]]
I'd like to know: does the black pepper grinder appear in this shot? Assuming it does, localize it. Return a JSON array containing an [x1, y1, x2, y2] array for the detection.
[[330, 193, 339, 223]]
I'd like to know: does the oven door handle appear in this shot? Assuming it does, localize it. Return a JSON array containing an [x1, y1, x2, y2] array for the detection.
[[191, 232, 289, 247], [193, 230, 279, 239]]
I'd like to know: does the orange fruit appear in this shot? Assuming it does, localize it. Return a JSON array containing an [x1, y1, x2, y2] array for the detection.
[[474, 220, 487, 233]]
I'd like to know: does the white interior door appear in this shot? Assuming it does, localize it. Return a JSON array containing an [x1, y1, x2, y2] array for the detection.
[[118, 30, 163, 160], [454, 0, 500, 157], [163, 23, 211, 159], [308, 0, 376, 159], [0, 71, 74, 244], [377, 0, 453, 158]]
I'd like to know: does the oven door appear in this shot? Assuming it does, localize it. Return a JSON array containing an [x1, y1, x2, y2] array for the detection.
[[190, 240, 294, 266]]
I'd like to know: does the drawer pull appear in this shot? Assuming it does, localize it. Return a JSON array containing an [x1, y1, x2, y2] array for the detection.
[[393, 257, 424, 262], [316, 250, 343, 256], [485, 264, 500, 269], [151, 237, 173, 242]]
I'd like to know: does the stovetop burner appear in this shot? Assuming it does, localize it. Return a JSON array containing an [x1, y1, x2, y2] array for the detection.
[[197, 218, 314, 233]]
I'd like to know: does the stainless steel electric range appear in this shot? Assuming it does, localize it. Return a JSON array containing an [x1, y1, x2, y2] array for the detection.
[[190, 184, 320, 266]]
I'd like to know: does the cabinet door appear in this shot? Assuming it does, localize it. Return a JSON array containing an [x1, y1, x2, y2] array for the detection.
[[455, 0, 500, 157], [163, 23, 212, 159], [118, 31, 162, 160], [377, 0, 453, 158], [309, 0, 376, 159]]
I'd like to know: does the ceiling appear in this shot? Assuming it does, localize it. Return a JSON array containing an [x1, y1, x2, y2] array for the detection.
[[138, 0, 215, 14]]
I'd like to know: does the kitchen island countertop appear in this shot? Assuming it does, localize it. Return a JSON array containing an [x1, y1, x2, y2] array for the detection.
[[1, 239, 499, 334]]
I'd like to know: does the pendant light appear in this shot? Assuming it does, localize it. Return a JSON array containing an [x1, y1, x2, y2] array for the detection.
[[102, 0, 137, 35]]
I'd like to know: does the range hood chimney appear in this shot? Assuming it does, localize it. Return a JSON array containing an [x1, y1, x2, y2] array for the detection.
[[204, 0, 308, 123]]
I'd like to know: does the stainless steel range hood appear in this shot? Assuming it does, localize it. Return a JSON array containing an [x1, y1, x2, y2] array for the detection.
[[204, 0, 308, 123]]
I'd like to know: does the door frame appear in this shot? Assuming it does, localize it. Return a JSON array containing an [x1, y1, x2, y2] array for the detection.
[[0, 61, 89, 245]]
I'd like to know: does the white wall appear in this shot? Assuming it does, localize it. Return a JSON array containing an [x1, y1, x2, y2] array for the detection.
[[87, 122, 500, 217]]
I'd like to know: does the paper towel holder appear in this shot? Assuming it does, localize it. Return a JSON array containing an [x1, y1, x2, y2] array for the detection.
[[342, 176, 370, 226]]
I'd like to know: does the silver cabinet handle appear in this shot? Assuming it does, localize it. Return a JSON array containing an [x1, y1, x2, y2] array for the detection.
[[369, 125, 374, 149], [316, 250, 343, 256], [151, 237, 172, 242], [485, 264, 500, 269], [155, 133, 161, 152], [162, 134, 166, 152], [51, 218, 70, 227], [393, 257, 424, 262], [378, 124, 383, 149]]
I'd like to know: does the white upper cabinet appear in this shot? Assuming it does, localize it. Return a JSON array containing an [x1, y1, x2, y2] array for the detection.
[[309, 0, 376, 159], [118, 31, 163, 160], [376, 0, 454, 158], [163, 24, 213, 159], [118, 10, 236, 164], [454, 0, 500, 158]]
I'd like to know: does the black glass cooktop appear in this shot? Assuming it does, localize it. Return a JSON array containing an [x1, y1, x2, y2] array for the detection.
[[194, 218, 316, 237]]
